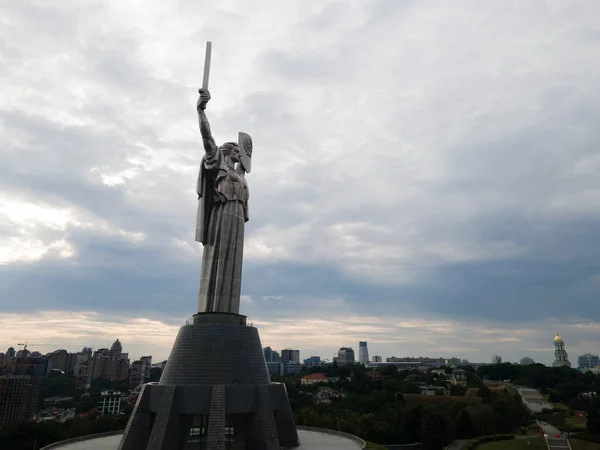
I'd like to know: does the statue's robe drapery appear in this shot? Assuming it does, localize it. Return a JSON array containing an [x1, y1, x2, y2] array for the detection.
[[195, 145, 249, 314]]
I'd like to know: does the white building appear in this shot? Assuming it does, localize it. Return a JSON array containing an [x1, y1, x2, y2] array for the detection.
[[578, 353, 600, 370], [520, 357, 535, 365], [552, 332, 571, 368], [492, 355, 502, 364], [419, 384, 447, 396], [358, 342, 369, 364], [99, 390, 122, 416], [372, 355, 382, 363]]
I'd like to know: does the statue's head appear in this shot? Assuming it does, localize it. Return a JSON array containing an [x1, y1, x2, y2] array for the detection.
[[220, 142, 240, 163]]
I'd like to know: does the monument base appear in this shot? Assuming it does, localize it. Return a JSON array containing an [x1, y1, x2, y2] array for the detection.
[[118, 313, 300, 450]]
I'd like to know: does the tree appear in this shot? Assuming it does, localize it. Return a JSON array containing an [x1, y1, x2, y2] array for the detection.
[[450, 384, 468, 396], [477, 385, 493, 398], [586, 403, 600, 435], [399, 406, 423, 444], [468, 404, 495, 436], [400, 382, 422, 394], [421, 407, 451, 450], [454, 409, 476, 439]]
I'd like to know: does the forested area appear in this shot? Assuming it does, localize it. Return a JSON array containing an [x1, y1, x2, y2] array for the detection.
[[290, 363, 531, 448], [2, 362, 600, 449]]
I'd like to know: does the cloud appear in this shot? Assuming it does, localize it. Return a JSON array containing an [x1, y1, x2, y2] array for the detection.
[[1, 0, 600, 363]]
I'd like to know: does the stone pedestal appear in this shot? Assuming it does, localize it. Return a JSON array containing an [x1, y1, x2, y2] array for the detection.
[[118, 313, 300, 450]]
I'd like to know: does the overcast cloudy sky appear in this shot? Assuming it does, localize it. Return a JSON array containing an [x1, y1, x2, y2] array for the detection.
[[1, 0, 599, 365]]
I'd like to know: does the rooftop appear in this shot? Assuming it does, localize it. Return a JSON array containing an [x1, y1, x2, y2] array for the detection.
[[302, 373, 328, 380], [42, 428, 363, 450]]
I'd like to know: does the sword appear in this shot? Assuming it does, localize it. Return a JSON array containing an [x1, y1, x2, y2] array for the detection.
[[202, 41, 212, 90]]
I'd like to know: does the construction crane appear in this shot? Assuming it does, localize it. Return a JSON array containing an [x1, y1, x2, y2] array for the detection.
[[17, 342, 58, 355]]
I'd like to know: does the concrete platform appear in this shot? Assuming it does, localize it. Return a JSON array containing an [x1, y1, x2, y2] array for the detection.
[[43, 429, 363, 450]]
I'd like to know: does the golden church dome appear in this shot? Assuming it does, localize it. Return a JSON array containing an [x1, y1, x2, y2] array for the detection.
[[554, 332, 564, 343]]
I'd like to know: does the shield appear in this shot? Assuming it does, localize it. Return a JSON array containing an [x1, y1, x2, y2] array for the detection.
[[238, 132, 252, 173]]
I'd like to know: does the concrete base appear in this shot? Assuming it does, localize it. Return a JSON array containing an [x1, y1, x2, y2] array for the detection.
[[118, 313, 299, 450]]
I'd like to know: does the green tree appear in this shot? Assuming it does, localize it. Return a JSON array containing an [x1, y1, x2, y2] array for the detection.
[[477, 385, 493, 398], [453, 408, 476, 439], [400, 381, 421, 394], [399, 406, 423, 444], [586, 403, 600, 435], [421, 407, 451, 450]]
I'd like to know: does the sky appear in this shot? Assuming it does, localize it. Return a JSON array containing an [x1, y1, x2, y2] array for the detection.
[[1, 0, 599, 365]]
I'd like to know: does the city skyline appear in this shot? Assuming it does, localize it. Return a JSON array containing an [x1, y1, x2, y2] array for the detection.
[[0, 327, 594, 367], [1, 1, 600, 367]]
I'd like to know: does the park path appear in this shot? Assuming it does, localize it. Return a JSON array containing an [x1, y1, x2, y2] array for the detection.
[[538, 421, 571, 450]]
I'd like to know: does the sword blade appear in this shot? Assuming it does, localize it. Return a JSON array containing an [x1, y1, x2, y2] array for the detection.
[[202, 41, 212, 90]]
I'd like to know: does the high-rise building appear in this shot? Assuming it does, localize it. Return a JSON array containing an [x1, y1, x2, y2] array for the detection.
[[358, 341, 369, 364], [578, 353, 600, 370], [66, 353, 77, 373], [74, 347, 93, 390], [492, 355, 502, 364], [88, 340, 130, 383], [12, 357, 50, 377], [140, 356, 152, 382], [111, 339, 123, 356], [520, 357, 535, 365], [0, 375, 38, 425], [48, 349, 70, 372], [130, 361, 143, 388], [0, 356, 48, 424], [552, 332, 571, 368], [130, 356, 153, 388], [337, 347, 355, 363], [263, 347, 274, 363], [16, 349, 31, 359], [372, 355, 383, 363], [281, 349, 300, 364]]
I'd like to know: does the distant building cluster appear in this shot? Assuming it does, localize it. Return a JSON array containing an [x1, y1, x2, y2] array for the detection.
[[263, 347, 302, 376], [0, 339, 155, 425]]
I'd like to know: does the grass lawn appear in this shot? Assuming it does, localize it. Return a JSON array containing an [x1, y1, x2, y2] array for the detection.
[[565, 414, 587, 426], [477, 437, 546, 450], [365, 442, 388, 450], [570, 439, 600, 450]]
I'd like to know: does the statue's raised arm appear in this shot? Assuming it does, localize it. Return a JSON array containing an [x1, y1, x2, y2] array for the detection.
[[197, 88, 217, 154]]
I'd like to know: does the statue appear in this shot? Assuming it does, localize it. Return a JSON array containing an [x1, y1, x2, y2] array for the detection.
[[195, 88, 251, 314]]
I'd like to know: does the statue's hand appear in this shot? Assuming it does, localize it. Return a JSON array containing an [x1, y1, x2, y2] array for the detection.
[[197, 89, 211, 111]]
